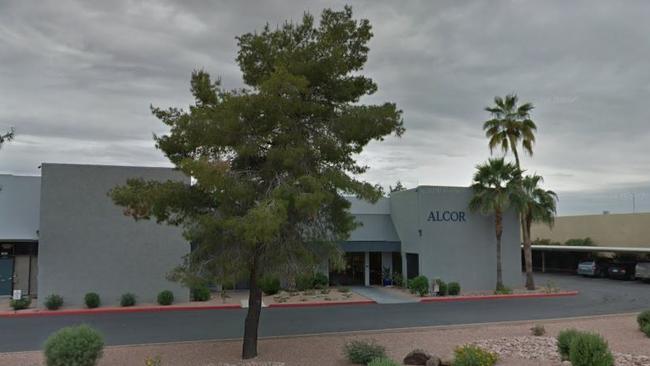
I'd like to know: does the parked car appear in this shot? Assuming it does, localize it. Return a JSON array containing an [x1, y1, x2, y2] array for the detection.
[[608, 262, 636, 280], [635, 262, 650, 282], [577, 259, 612, 277]]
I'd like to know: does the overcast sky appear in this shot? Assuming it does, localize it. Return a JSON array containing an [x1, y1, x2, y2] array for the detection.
[[0, 0, 648, 215]]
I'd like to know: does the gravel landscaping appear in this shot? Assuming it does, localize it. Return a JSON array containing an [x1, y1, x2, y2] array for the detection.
[[1, 313, 648, 365]]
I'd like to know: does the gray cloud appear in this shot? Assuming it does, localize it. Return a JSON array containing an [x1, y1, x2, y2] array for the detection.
[[0, 0, 648, 215]]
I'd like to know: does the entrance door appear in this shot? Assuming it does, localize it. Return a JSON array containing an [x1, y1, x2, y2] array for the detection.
[[330, 253, 365, 286], [406, 253, 419, 280], [0, 258, 13, 296], [369, 252, 382, 285]]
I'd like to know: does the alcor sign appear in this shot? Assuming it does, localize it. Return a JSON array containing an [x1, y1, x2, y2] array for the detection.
[[427, 210, 466, 222]]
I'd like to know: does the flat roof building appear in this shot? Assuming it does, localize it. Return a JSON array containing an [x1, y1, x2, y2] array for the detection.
[[0, 164, 522, 306]]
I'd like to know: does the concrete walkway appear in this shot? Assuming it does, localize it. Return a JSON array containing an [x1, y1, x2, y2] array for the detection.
[[351, 286, 418, 304]]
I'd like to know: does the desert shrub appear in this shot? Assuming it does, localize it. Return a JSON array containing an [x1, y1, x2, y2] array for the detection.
[[44, 324, 104, 366], [338, 287, 351, 293], [494, 285, 512, 295], [448, 282, 461, 296], [453, 345, 497, 366], [343, 339, 386, 364], [637, 310, 650, 329], [45, 294, 64, 310], [295, 274, 314, 291], [408, 276, 429, 296], [120, 293, 136, 307], [556, 328, 581, 360], [259, 276, 281, 295], [568, 332, 613, 366], [157, 290, 174, 306], [84, 293, 100, 309], [144, 356, 161, 366], [367, 357, 399, 366], [531, 324, 546, 336], [191, 285, 211, 301], [313, 273, 329, 289], [642, 323, 650, 338], [10, 297, 31, 310]]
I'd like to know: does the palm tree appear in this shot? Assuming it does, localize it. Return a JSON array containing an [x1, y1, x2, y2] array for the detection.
[[469, 158, 520, 290], [0, 127, 14, 149], [483, 94, 536, 168], [515, 174, 558, 290]]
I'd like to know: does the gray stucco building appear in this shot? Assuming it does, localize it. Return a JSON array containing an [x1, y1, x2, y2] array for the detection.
[[0, 164, 521, 307], [334, 186, 522, 291]]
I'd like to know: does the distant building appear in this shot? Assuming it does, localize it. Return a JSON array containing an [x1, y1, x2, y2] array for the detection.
[[531, 212, 650, 247]]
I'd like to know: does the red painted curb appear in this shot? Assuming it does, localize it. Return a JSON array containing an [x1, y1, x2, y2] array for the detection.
[[419, 291, 579, 303], [268, 300, 376, 308], [0, 304, 241, 318]]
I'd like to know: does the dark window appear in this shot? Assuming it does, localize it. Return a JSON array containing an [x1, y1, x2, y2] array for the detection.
[[406, 253, 419, 279]]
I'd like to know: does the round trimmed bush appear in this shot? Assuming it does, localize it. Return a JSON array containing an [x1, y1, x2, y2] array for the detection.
[[295, 274, 314, 291], [44, 324, 104, 366], [435, 279, 448, 296], [84, 293, 100, 309], [568, 332, 613, 366], [191, 286, 211, 301], [343, 339, 386, 364], [557, 328, 581, 360], [453, 345, 497, 366], [157, 290, 174, 306], [259, 276, 281, 295], [10, 297, 31, 310], [448, 282, 461, 296], [367, 357, 399, 366], [45, 294, 64, 310], [637, 310, 650, 329], [120, 293, 136, 307], [408, 276, 429, 296], [312, 273, 329, 289]]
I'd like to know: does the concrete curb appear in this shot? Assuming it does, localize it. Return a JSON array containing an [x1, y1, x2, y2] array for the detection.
[[419, 290, 579, 303], [0, 304, 241, 318], [0, 300, 377, 318]]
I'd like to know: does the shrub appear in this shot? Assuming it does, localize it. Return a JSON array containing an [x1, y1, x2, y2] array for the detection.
[[642, 323, 650, 338], [45, 294, 64, 310], [191, 285, 211, 301], [448, 282, 461, 296], [392, 272, 403, 287], [120, 293, 136, 307], [408, 276, 429, 296], [435, 279, 448, 296], [338, 287, 350, 293], [144, 356, 162, 366], [84, 293, 100, 309], [313, 273, 329, 289], [531, 324, 546, 336], [453, 345, 498, 366], [259, 276, 281, 295], [367, 357, 399, 366], [44, 324, 104, 366], [568, 332, 613, 366], [637, 310, 650, 329], [10, 297, 31, 310], [295, 274, 314, 291], [556, 328, 581, 360], [494, 285, 512, 295], [343, 339, 386, 364], [157, 290, 174, 306]]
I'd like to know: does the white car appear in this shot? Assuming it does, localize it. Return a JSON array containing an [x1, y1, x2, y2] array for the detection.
[[635, 262, 650, 282]]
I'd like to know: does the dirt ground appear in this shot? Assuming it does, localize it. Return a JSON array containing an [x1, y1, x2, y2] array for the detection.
[[1, 313, 648, 366], [0, 287, 368, 312]]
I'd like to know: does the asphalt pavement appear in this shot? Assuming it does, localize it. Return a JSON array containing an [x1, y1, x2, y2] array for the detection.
[[1, 273, 649, 353]]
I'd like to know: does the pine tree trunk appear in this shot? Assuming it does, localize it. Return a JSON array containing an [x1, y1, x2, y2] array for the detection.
[[242, 259, 262, 359], [495, 212, 504, 290], [524, 214, 535, 290]]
